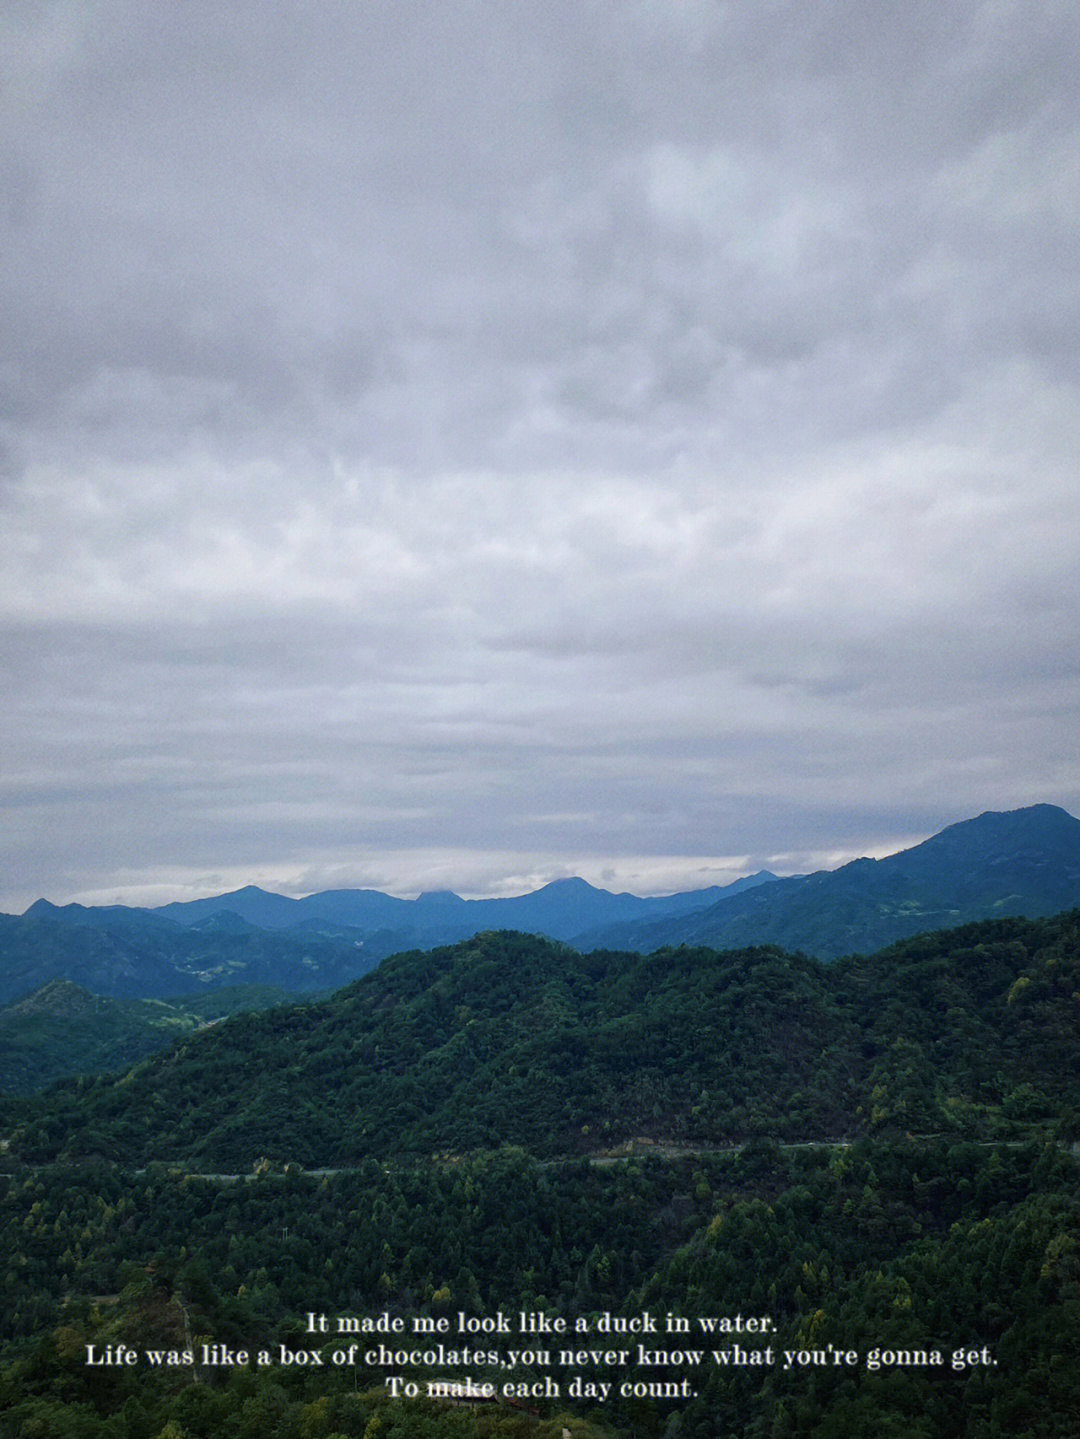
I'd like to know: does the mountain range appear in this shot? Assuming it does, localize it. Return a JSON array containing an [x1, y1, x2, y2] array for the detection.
[[1, 871, 777, 1005], [2, 804, 1077, 1008], [3, 805, 1078, 1439]]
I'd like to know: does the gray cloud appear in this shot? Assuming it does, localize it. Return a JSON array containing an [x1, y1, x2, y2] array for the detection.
[[1, 1, 1078, 909]]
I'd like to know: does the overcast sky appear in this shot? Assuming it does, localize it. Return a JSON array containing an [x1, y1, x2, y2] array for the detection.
[[2, 1, 1078, 911]]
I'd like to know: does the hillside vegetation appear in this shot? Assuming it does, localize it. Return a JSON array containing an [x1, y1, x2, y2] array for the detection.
[[2, 1142, 1077, 1438], [7, 912, 1079, 1168], [3, 910, 1079, 1437], [0, 982, 292, 1095]]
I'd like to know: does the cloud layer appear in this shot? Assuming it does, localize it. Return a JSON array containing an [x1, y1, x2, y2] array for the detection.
[[2, 1, 1078, 908]]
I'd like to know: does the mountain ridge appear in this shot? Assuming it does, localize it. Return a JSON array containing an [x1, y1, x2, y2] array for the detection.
[[577, 804, 1080, 957], [4, 805, 1077, 1002]]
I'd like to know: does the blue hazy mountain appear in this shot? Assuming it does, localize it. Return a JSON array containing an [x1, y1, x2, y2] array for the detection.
[[578, 804, 1080, 958], [150, 870, 779, 942], [4, 805, 1076, 1002], [0, 905, 382, 1006], [2, 873, 776, 1004]]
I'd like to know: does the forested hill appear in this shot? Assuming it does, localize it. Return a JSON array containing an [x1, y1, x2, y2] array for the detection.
[[0, 982, 293, 1096], [0, 905, 384, 1006], [7, 911, 1079, 1169], [578, 803, 1080, 956]]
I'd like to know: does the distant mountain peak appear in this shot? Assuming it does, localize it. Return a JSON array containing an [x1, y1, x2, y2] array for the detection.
[[7, 979, 97, 1017], [913, 804, 1080, 854], [24, 898, 63, 917], [9, 805, 1076, 988]]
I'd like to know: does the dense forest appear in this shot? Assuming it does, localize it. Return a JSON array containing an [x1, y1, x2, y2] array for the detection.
[[2, 1143, 1078, 1437], [2, 912, 1079, 1435], [0, 983, 294, 1096], [4, 913, 1079, 1167]]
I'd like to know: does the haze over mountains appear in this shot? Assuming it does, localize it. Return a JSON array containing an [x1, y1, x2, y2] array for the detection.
[[2, 806, 1078, 1010], [152, 866, 776, 939]]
